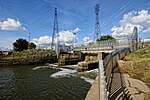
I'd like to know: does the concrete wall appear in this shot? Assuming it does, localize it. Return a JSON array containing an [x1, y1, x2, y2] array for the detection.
[[58, 52, 84, 66], [77, 53, 99, 71], [103, 48, 131, 89], [99, 47, 131, 99], [85, 47, 131, 100]]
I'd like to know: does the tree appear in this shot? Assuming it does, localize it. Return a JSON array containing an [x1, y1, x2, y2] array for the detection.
[[28, 42, 36, 49], [13, 38, 28, 51], [97, 35, 115, 42]]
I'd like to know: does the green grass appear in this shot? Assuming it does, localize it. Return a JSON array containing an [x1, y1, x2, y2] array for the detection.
[[124, 46, 150, 61], [0, 49, 57, 66], [115, 46, 150, 100], [121, 46, 150, 88], [3, 49, 56, 60], [145, 92, 150, 100]]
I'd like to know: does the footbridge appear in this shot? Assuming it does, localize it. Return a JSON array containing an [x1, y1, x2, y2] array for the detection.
[[83, 27, 139, 100]]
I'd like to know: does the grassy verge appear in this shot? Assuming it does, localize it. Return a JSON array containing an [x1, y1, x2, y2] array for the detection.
[[119, 46, 150, 88], [115, 46, 150, 100], [0, 49, 57, 66], [145, 92, 150, 100]]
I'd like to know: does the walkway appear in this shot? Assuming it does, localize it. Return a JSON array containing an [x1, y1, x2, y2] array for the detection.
[[85, 76, 99, 100], [108, 73, 130, 100], [85, 71, 150, 100], [85, 72, 131, 100]]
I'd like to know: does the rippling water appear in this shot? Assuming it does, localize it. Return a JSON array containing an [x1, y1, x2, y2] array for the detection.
[[0, 65, 95, 100]]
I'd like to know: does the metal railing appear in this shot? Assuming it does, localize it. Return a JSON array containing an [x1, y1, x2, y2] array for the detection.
[[98, 47, 131, 99], [75, 38, 136, 51]]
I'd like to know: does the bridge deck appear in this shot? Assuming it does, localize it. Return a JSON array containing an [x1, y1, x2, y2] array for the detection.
[[81, 50, 114, 54]]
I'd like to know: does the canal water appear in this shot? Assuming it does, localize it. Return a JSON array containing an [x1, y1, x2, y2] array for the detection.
[[0, 64, 98, 100]]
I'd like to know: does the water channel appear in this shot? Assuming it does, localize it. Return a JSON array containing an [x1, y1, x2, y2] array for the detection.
[[0, 64, 98, 100]]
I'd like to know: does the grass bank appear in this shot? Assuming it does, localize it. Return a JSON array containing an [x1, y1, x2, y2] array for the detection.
[[115, 46, 150, 100], [0, 49, 57, 66], [118, 46, 150, 88]]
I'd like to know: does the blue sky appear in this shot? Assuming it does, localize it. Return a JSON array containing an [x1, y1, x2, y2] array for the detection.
[[0, 0, 150, 49]]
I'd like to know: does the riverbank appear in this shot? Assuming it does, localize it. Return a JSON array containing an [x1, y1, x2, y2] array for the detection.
[[85, 46, 150, 100], [0, 49, 57, 66], [116, 46, 150, 99], [117, 46, 150, 88], [123, 74, 150, 100]]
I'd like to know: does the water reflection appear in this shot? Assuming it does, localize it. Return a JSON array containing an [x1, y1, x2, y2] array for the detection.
[[0, 65, 91, 100]]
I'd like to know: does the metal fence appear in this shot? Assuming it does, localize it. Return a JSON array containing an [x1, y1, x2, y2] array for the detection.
[[99, 47, 131, 100], [75, 38, 135, 51]]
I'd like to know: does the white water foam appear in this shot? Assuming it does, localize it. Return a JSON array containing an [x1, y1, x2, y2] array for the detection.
[[32, 66, 52, 70], [50, 68, 77, 78], [47, 63, 59, 67], [80, 76, 94, 84], [86, 68, 99, 74]]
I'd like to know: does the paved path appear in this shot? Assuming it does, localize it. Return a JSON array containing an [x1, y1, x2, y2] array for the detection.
[[85, 73, 127, 100], [85, 76, 99, 100], [123, 74, 150, 100], [109, 73, 128, 100], [85, 72, 150, 100]]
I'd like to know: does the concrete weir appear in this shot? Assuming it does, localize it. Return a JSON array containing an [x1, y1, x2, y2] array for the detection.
[[85, 47, 132, 100], [77, 53, 99, 71], [58, 51, 84, 66], [58, 51, 109, 71], [77, 51, 111, 72]]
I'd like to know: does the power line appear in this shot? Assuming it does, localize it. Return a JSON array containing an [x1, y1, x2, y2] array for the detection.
[[101, 0, 133, 26]]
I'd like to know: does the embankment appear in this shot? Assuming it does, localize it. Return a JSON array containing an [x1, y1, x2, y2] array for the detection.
[[0, 49, 57, 66]]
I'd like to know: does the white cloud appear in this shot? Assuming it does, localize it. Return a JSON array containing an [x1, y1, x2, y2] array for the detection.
[[142, 38, 150, 42], [83, 37, 93, 45], [0, 18, 27, 31], [71, 28, 81, 33], [143, 27, 150, 33], [131, 10, 150, 25], [111, 23, 143, 38], [58, 28, 80, 43], [32, 28, 81, 48], [32, 36, 52, 49], [112, 10, 150, 38]]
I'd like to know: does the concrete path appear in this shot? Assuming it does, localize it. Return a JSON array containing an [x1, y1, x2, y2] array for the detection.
[[85, 76, 99, 100], [85, 73, 150, 100], [123, 74, 150, 100], [109, 73, 127, 100]]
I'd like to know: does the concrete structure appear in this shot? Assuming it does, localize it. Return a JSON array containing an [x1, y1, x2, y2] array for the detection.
[[0, 51, 12, 56], [85, 47, 132, 100]]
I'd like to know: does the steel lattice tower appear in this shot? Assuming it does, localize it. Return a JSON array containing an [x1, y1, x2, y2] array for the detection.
[[51, 8, 59, 57], [94, 4, 101, 41]]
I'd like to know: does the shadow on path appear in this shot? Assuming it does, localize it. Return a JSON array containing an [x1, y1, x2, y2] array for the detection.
[[108, 66, 133, 100]]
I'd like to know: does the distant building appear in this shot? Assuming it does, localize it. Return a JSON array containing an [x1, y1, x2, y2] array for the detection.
[[0, 49, 12, 56], [59, 44, 72, 53]]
